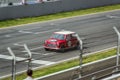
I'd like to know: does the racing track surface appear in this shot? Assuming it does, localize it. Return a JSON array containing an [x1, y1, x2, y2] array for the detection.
[[0, 10, 120, 78]]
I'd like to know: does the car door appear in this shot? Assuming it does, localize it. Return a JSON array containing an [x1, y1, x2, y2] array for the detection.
[[70, 33, 78, 47], [66, 34, 72, 48]]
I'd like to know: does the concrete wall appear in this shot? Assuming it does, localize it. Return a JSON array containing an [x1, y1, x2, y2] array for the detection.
[[0, 0, 120, 20]]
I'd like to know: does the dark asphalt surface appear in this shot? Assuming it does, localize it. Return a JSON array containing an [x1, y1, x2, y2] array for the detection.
[[0, 10, 120, 78]]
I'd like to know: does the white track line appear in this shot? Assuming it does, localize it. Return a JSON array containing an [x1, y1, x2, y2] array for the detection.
[[34, 29, 60, 34], [18, 29, 60, 34], [5, 35, 11, 37], [18, 30, 33, 34], [0, 54, 55, 65], [21, 27, 43, 31], [14, 43, 24, 46], [106, 15, 120, 19], [30, 46, 43, 50]]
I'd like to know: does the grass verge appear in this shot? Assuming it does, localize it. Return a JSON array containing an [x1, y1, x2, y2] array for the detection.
[[0, 4, 120, 28], [2, 48, 116, 80]]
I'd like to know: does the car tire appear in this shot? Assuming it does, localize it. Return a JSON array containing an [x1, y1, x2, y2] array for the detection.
[[45, 48, 49, 51], [60, 45, 65, 52]]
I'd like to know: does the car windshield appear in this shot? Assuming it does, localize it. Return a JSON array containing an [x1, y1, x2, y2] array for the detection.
[[51, 33, 64, 40]]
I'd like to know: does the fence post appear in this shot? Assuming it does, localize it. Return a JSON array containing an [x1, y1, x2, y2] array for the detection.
[[24, 44, 32, 69], [7, 47, 16, 80], [75, 34, 83, 78], [113, 26, 120, 71]]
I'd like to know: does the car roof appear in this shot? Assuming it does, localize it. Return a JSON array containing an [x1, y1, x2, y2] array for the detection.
[[54, 30, 75, 35]]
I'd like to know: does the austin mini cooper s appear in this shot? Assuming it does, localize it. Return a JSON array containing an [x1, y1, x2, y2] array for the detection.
[[44, 30, 79, 52]]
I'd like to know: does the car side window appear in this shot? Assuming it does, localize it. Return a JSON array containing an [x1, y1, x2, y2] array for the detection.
[[66, 35, 71, 41], [72, 33, 77, 38]]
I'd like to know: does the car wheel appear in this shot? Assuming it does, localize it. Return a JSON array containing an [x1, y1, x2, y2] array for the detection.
[[45, 48, 49, 51], [60, 45, 65, 52]]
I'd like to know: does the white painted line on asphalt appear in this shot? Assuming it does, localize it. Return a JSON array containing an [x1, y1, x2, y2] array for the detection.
[[0, 54, 24, 61], [24, 52, 41, 55], [21, 27, 43, 31], [0, 54, 13, 60], [21, 46, 43, 52], [14, 43, 24, 46], [30, 46, 43, 50], [43, 53, 54, 55], [19, 29, 60, 34], [106, 15, 120, 19], [0, 54, 55, 65], [5, 35, 11, 37], [32, 60, 55, 65], [18, 30, 33, 34], [34, 29, 60, 34]]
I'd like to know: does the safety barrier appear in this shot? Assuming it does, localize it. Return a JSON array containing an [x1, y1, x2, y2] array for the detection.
[[0, 0, 120, 20]]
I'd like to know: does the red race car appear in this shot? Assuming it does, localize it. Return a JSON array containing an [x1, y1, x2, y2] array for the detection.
[[44, 30, 79, 52]]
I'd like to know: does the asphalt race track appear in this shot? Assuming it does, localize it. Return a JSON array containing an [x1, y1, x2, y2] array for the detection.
[[0, 10, 120, 78]]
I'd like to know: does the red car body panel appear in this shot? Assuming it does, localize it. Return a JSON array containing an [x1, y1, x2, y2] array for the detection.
[[44, 31, 79, 51]]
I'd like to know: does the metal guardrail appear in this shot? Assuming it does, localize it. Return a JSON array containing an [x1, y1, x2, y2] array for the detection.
[[34, 54, 118, 80], [78, 65, 120, 80], [73, 27, 120, 80], [102, 72, 120, 80]]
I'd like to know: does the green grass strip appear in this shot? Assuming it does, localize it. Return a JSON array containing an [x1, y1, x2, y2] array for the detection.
[[0, 4, 120, 28], [2, 48, 116, 80]]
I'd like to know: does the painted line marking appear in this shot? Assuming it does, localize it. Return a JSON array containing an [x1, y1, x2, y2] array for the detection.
[[5, 35, 11, 37], [14, 42, 43, 50], [14, 43, 56, 56], [14, 43, 24, 46], [32, 60, 55, 65], [106, 15, 120, 19], [18, 29, 60, 34], [24, 52, 41, 55], [0, 54, 55, 65], [18, 30, 33, 34], [34, 29, 60, 34], [30, 46, 43, 50], [43, 53, 55, 55], [21, 27, 43, 31]]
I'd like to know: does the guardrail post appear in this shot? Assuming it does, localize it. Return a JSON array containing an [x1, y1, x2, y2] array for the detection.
[[113, 26, 120, 71], [24, 44, 32, 69], [7, 47, 16, 80], [75, 34, 83, 78]]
